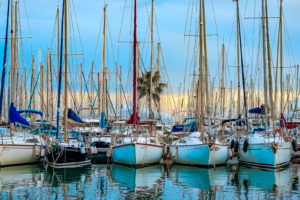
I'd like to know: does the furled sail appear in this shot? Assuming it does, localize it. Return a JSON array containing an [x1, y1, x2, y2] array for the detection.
[[68, 108, 85, 127]]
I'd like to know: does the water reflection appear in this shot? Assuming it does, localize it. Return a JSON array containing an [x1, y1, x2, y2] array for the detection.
[[110, 164, 164, 199], [0, 164, 299, 199]]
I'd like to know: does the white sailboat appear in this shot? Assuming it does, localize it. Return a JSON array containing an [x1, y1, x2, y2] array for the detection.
[[0, 103, 46, 167], [0, 130, 45, 167]]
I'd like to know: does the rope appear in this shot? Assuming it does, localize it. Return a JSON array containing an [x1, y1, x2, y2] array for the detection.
[[25, 71, 40, 119], [21, 0, 32, 54]]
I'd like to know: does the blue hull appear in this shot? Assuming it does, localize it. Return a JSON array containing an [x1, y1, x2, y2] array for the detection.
[[170, 144, 228, 166]]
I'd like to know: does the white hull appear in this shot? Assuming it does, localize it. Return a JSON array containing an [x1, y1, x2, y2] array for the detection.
[[0, 144, 41, 166]]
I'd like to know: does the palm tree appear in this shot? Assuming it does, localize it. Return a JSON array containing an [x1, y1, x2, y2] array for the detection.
[[137, 70, 167, 119]]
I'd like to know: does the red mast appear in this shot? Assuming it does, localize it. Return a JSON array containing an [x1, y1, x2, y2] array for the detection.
[[132, 0, 137, 126]]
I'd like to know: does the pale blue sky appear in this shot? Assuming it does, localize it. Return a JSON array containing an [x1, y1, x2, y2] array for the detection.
[[0, 0, 299, 92]]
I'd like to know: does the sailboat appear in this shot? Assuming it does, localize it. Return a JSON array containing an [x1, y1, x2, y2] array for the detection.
[[239, 0, 292, 169], [45, 0, 91, 168], [0, 1, 46, 167], [169, 0, 229, 167], [111, 0, 163, 168], [0, 103, 46, 166]]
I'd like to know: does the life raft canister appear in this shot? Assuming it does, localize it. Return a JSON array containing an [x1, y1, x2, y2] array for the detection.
[[292, 139, 298, 152], [243, 139, 249, 152], [234, 141, 239, 153]]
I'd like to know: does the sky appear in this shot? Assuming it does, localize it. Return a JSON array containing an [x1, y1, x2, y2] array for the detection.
[[0, 0, 299, 95]]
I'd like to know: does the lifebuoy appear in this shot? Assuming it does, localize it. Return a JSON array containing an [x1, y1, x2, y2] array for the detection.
[[243, 139, 249, 152], [234, 141, 239, 153], [230, 139, 235, 149], [292, 139, 298, 152]]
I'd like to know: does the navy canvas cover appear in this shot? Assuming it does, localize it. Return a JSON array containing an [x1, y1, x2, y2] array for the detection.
[[9, 103, 30, 126]]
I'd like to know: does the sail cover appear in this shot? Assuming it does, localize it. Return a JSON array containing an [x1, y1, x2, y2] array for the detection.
[[9, 103, 30, 126], [68, 108, 85, 125], [249, 107, 263, 114], [249, 105, 268, 115], [172, 120, 196, 132]]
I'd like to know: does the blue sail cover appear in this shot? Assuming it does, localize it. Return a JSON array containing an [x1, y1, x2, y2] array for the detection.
[[9, 103, 30, 126], [249, 107, 263, 114], [68, 108, 85, 124], [100, 112, 106, 128], [172, 120, 196, 132], [18, 110, 43, 116]]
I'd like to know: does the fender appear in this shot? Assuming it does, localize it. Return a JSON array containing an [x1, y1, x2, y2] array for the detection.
[[243, 139, 249, 152]]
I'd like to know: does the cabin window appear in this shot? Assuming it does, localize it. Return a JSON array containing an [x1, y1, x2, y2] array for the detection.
[[26, 138, 39, 143], [179, 139, 186, 144]]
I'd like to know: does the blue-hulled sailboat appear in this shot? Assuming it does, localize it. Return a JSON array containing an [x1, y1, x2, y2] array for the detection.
[[111, 0, 163, 168]]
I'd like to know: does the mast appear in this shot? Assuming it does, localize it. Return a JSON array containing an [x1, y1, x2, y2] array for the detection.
[[156, 43, 161, 72], [236, 1, 241, 116], [57, 8, 60, 79], [262, 0, 268, 119], [274, 0, 281, 114], [279, 0, 283, 114], [132, 0, 138, 126], [119, 65, 123, 119], [19, 76, 22, 109], [30, 56, 36, 120], [97, 72, 100, 116], [101, 4, 107, 117], [115, 63, 118, 119], [40, 63, 44, 114], [156, 43, 161, 116], [149, 0, 154, 119], [265, 0, 274, 121], [14, 1, 19, 108], [0, 0, 11, 118], [91, 61, 94, 115], [198, 0, 204, 132], [236, 0, 248, 128], [63, 0, 68, 142], [221, 44, 225, 118], [24, 70, 27, 110], [46, 50, 50, 121], [10, 0, 15, 106], [202, 0, 209, 114], [50, 56, 54, 121], [80, 63, 83, 110]]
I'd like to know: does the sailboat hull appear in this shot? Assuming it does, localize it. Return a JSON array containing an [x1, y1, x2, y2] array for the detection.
[[170, 144, 229, 167], [46, 146, 91, 168], [240, 142, 291, 168], [112, 143, 163, 167], [0, 144, 40, 166]]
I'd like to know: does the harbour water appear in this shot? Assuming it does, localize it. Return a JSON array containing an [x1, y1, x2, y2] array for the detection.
[[0, 164, 299, 200]]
